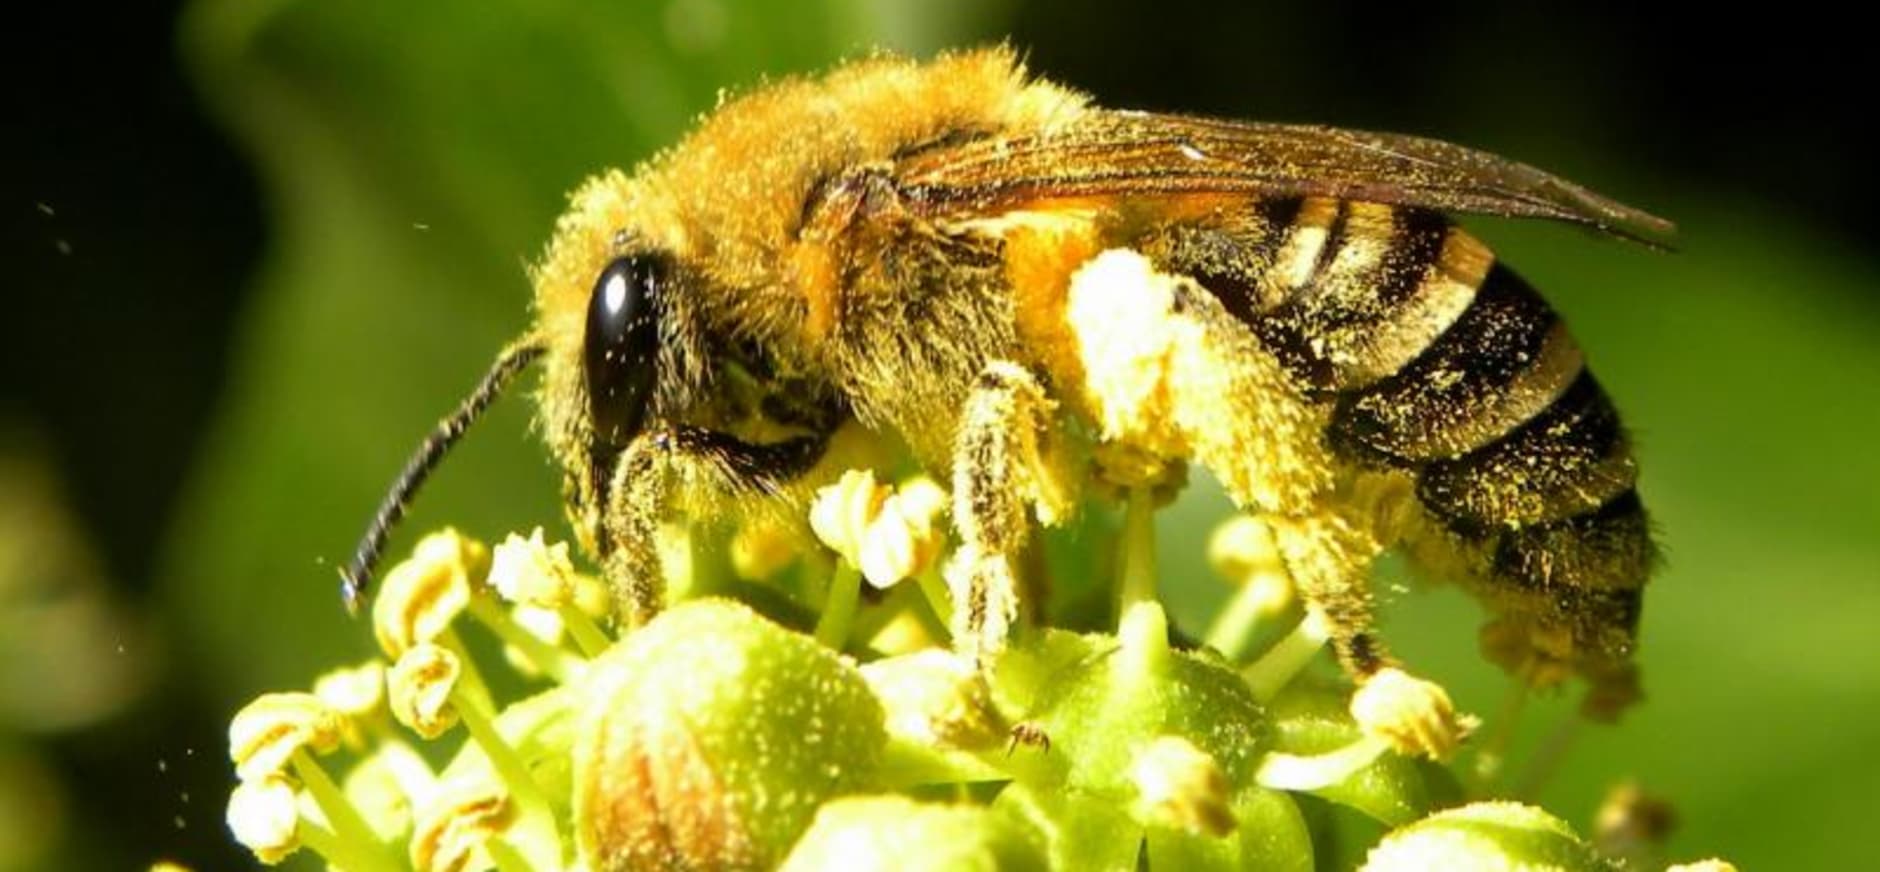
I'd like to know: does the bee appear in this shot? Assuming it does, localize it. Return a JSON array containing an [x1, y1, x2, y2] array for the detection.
[[340, 47, 1671, 723]]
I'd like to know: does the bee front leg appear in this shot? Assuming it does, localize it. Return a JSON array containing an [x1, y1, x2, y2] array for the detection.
[[602, 426, 828, 628], [947, 361, 1075, 666], [601, 434, 678, 628]]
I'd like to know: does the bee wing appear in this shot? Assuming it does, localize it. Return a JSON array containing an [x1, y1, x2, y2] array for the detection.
[[897, 111, 1675, 248]]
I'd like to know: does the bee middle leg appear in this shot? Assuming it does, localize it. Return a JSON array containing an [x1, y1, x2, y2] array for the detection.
[[602, 425, 828, 626], [947, 360, 1075, 665]]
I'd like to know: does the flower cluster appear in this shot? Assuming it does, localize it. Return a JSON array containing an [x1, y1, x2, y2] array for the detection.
[[226, 480, 1733, 870]]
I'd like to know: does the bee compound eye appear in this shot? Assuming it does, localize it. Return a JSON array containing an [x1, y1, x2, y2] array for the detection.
[[584, 254, 666, 447]]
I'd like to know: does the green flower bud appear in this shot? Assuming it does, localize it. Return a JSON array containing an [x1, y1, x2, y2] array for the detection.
[[1361, 802, 1620, 872], [372, 529, 486, 660], [862, 649, 1008, 752], [572, 598, 886, 872], [1264, 679, 1458, 826], [993, 782, 1143, 871], [225, 775, 301, 864], [1130, 736, 1235, 837], [781, 796, 1047, 872], [228, 692, 342, 782], [1016, 618, 1270, 801]]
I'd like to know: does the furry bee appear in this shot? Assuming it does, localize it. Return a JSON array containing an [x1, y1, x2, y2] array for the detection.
[[341, 47, 1670, 724]]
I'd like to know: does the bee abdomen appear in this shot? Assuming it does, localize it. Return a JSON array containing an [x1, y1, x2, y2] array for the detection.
[[1146, 197, 1652, 598], [1326, 262, 1584, 463], [1308, 238, 1654, 596], [1415, 372, 1638, 532], [1247, 200, 1487, 391], [1491, 489, 1653, 595]]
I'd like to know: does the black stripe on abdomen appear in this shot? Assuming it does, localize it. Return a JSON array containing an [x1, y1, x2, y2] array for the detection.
[[1249, 204, 1455, 391], [1328, 263, 1582, 464], [1416, 372, 1637, 534], [1491, 488, 1654, 595], [1326, 261, 1653, 596]]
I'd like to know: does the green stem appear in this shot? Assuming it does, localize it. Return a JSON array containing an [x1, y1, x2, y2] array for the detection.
[[815, 562, 863, 650], [848, 583, 911, 647], [914, 564, 955, 630], [1513, 713, 1582, 801], [1202, 573, 1272, 662], [1116, 486, 1158, 624], [558, 603, 612, 658], [1119, 601, 1172, 684], [453, 689, 562, 868], [467, 596, 574, 683], [1255, 736, 1390, 791], [486, 837, 534, 872], [1243, 609, 1331, 702], [1470, 680, 1530, 794], [440, 628, 495, 715], [293, 818, 360, 871], [289, 749, 400, 872]]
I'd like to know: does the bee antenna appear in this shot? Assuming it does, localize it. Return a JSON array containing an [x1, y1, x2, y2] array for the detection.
[[338, 337, 546, 614]]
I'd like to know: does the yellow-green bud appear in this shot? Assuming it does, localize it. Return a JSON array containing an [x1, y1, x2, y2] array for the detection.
[[487, 527, 577, 609], [573, 598, 886, 872], [780, 796, 1047, 872], [388, 643, 462, 739], [228, 692, 342, 781], [312, 660, 386, 748], [408, 775, 513, 872], [1130, 736, 1236, 837], [862, 649, 1008, 751], [373, 529, 486, 659], [1360, 802, 1619, 871], [311, 660, 386, 721], [1207, 515, 1282, 583], [809, 469, 891, 565], [1348, 667, 1477, 761], [225, 774, 301, 864]]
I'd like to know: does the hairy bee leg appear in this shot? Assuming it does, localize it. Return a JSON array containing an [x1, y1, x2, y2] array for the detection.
[[1265, 507, 1392, 677], [1269, 504, 1475, 759], [946, 361, 1073, 666], [603, 437, 671, 627], [602, 426, 829, 626]]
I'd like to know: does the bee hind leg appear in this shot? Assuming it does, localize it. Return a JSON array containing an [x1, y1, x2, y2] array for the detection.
[[946, 360, 1075, 666], [1265, 507, 1392, 678], [1269, 506, 1478, 760]]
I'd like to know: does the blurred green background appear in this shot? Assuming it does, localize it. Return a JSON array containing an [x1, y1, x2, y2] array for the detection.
[[8, 1, 1877, 869]]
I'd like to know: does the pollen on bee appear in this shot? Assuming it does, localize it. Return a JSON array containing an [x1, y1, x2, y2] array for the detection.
[[1064, 249, 1187, 451], [1057, 247, 1331, 511]]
